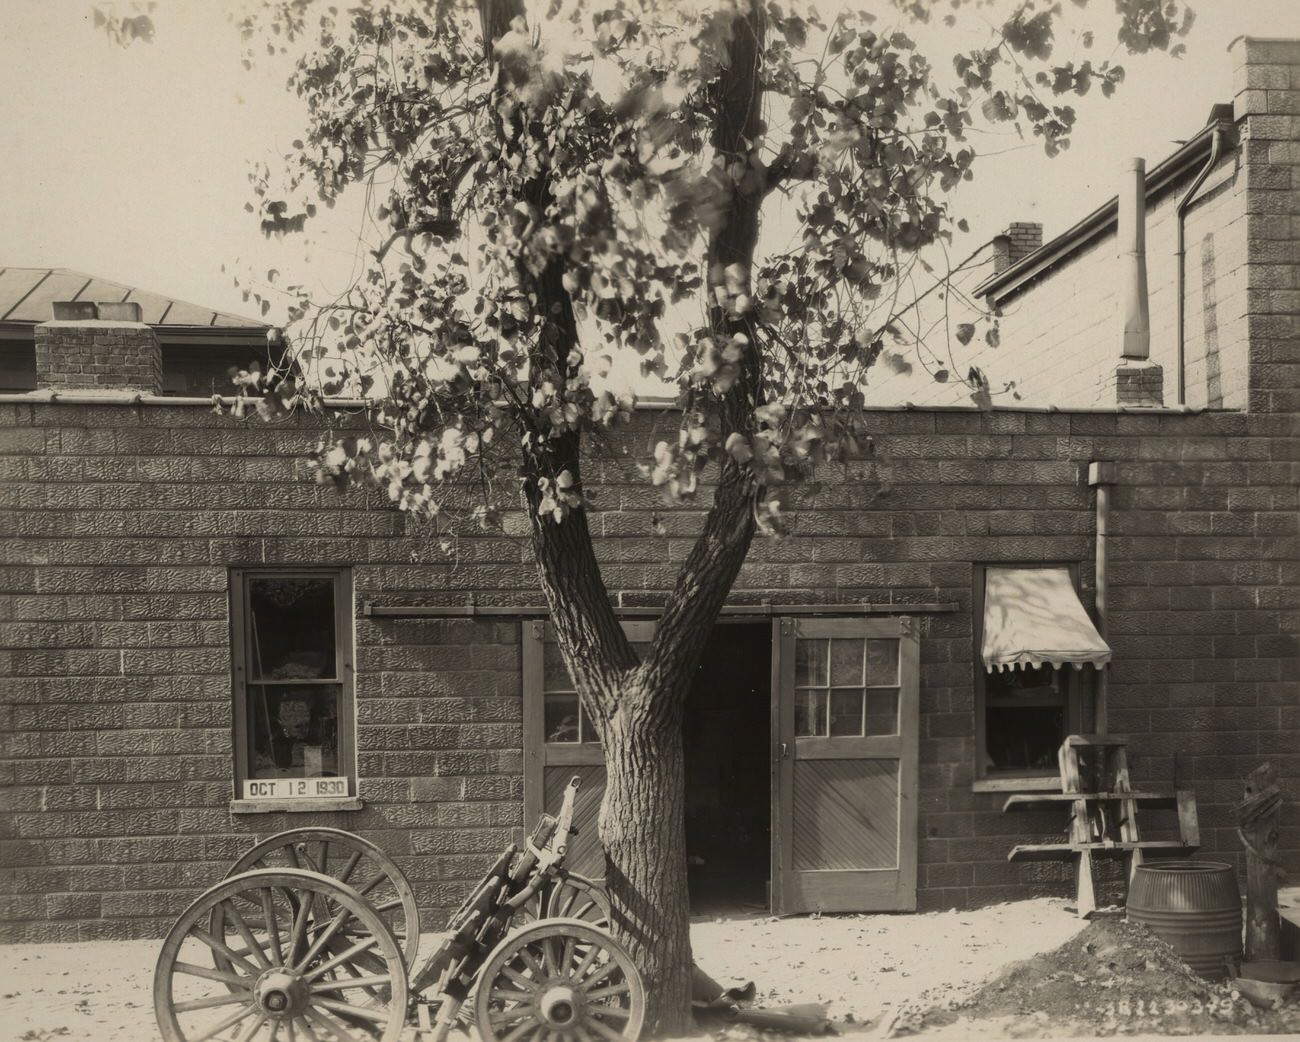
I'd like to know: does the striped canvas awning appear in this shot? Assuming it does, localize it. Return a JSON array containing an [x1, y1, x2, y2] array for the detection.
[[982, 566, 1111, 672]]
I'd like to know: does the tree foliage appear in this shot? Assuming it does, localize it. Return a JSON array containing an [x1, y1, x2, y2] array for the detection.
[[199, 0, 1192, 537]]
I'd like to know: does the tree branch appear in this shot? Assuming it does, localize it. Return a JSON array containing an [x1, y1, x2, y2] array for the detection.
[[645, 2, 768, 696]]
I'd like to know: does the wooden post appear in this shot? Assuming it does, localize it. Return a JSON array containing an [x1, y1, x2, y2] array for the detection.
[[1237, 763, 1283, 962]]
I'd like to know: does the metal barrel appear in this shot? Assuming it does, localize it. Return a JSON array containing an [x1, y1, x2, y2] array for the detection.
[[1127, 860, 1243, 980]]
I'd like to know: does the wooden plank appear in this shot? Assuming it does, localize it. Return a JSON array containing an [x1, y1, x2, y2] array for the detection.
[[1009, 839, 1195, 862], [1239, 764, 1283, 962], [1064, 734, 1129, 748], [897, 620, 920, 912], [1177, 789, 1200, 847], [521, 620, 546, 843], [1003, 792, 1179, 811], [774, 618, 795, 915]]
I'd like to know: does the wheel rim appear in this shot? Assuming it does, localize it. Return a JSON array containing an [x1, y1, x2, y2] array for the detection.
[[474, 917, 644, 1042], [221, 827, 420, 967], [545, 875, 610, 928], [156, 868, 408, 1042]]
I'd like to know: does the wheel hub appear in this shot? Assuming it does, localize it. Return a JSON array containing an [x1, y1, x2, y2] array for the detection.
[[255, 969, 309, 1018], [539, 985, 584, 1028]]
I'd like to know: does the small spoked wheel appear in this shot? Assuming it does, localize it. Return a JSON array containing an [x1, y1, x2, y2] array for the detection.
[[474, 917, 644, 1042], [224, 827, 420, 966], [155, 868, 408, 1042], [545, 874, 610, 928]]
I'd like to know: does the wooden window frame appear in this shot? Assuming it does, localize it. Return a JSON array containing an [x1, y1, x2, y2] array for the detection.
[[229, 567, 361, 814], [971, 563, 1086, 793]]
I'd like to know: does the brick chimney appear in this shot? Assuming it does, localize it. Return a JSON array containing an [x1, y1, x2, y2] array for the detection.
[[991, 222, 1044, 273], [35, 302, 161, 395]]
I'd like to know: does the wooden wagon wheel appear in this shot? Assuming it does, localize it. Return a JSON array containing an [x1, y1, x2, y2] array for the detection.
[[473, 917, 644, 1042], [155, 868, 408, 1042], [545, 873, 610, 927], [222, 827, 420, 966]]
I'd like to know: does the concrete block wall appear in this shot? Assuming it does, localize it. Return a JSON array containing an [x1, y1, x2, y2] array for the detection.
[[1234, 36, 1300, 415], [1, 397, 1297, 937]]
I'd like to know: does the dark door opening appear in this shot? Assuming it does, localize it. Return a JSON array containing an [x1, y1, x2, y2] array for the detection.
[[683, 622, 772, 916]]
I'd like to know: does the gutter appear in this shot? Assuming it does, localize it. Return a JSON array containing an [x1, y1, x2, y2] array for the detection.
[[0, 388, 1218, 415], [363, 600, 959, 618], [1, 321, 269, 344], [975, 118, 1237, 306]]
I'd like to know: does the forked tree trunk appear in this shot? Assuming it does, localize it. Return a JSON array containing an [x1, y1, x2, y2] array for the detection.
[[476, 0, 769, 1033]]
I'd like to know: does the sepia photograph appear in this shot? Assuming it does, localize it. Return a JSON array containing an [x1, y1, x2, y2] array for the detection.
[[1, 0, 1298, 1039]]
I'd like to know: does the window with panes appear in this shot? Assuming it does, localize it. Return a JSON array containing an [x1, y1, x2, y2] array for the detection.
[[230, 569, 355, 799]]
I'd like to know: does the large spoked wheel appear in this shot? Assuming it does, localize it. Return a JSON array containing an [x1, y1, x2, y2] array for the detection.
[[155, 868, 409, 1042], [545, 874, 610, 928], [223, 827, 420, 967], [474, 918, 644, 1042]]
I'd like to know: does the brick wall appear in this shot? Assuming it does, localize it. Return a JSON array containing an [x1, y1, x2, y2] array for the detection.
[[1, 396, 1296, 938], [35, 321, 163, 395]]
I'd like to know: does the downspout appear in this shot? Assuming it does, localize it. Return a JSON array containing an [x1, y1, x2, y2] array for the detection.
[[1088, 461, 1117, 734], [1175, 127, 1224, 406]]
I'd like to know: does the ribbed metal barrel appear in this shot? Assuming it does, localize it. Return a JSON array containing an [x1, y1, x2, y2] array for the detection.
[[1127, 860, 1242, 980]]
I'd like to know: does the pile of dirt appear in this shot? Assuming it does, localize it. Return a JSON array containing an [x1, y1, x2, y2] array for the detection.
[[890, 915, 1300, 1037]]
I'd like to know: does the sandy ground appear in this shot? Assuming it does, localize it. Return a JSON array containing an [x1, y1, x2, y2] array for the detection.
[[0, 898, 1084, 1042]]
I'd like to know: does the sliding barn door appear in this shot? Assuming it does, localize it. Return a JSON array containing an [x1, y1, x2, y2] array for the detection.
[[522, 620, 654, 878], [773, 616, 919, 914]]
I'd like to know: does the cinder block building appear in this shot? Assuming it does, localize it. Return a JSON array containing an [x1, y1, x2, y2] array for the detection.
[[1, 36, 1297, 942]]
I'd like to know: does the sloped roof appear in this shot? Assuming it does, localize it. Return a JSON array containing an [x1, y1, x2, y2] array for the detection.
[[0, 266, 266, 329]]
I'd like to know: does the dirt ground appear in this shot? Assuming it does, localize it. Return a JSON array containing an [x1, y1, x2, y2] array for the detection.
[[888, 915, 1300, 1039], [1, 898, 1082, 1041], [3, 899, 1296, 1041]]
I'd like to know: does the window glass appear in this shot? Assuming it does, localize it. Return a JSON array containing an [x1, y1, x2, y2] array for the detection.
[[545, 693, 581, 743], [985, 665, 1068, 772], [794, 689, 827, 737], [865, 689, 900, 736], [795, 638, 828, 687], [247, 685, 341, 778], [866, 639, 899, 686], [828, 688, 864, 737], [247, 577, 336, 679], [986, 705, 1066, 772], [829, 639, 864, 686], [542, 638, 622, 745]]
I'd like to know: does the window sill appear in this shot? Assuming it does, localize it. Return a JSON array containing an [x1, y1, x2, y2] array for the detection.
[[230, 797, 365, 815], [972, 776, 1062, 794]]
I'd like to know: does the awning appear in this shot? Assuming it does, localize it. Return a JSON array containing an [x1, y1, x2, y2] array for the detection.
[[982, 566, 1111, 672]]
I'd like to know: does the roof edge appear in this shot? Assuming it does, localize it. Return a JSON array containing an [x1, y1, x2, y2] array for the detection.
[[974, 118, 1236, 305]]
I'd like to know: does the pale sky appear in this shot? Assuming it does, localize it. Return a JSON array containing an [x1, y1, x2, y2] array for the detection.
[[3, 0, 1299, 325]]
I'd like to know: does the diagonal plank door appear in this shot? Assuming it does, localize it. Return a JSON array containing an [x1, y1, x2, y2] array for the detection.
[[773, 616, 919, 914], [522, 620, 655, 878]]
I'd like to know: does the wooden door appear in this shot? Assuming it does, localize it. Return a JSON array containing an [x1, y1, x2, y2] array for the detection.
[[522, 620, 655, 878], [772, 616, 920, 914]]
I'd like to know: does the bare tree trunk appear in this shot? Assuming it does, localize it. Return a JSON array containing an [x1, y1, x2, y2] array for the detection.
[[600, 693, 693, 1036]]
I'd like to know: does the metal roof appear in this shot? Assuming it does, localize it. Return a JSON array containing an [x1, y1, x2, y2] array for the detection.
[[0, 266, 266, 329]]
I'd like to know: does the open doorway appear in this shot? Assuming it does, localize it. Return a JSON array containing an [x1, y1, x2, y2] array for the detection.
[[683, 622, 772, 916]]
